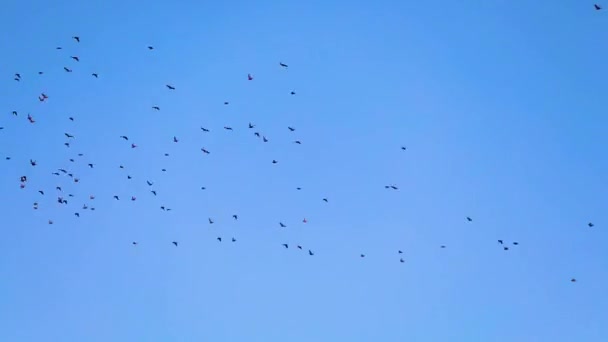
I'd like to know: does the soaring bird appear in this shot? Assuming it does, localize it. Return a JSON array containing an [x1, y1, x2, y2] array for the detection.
[[72, 36, 80, 42], [595, 4, 602, 10], [166, 85, 175, 90], [120, 135, 129, 140], [498, 240, 503, 244], [248, 122, 255, 128], [290, 91, 296, 95], [308, 250, 314, 256], [279, 222, 286, 228], [279, 62, 288, 68], [71, 56, 80, 62], [92, 73, 98, 78], [65, 133, 74, 138], [173, 136, 178, 143], [247, 73, 253, 80], [201, 148, 210, 154], [30, 159, 37, 166], [588, 222, 594, 228], [148, 46, 154, 50], [282, 243, 289, 249], [233, 214, 238, 220], [288, 126, 295, 131], [64, 67, 72, 72], [152, 106, 160, 110], [200, 127, 210, 132], [172, 241, 178, 247], [466, 217, 472, 222], [209, 218, 214, 224]]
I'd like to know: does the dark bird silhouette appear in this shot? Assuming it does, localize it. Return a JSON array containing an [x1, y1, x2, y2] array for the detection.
[[466, 217, 472, 222], [173, 136, 178, 143], [503, 247, 509, 251], [297, 245, 302, 249], [272, 160, 278, 164], [148, 46, 154, 50], [233, 214, 238, 220], [588, 222, 594, 227], [69, 117, 74, 121], [513, 242, 519, 245], [254, 132, 260, 137], [38, 190, 44, 195], [30, 159, 37, 166], [64, 67, 72, 72], [65, 133, 74, 138], [113, 195, 120, 200], [400, 258, 405, 263], [288, 126, 295, 131], [231, 238, 236, 242], [290, 91, 296, 95], [209, 218, 214, 224], [132, 242, 138, 245], [279, 222, 286, 228], [248, 122, 255, 128], [131, 144, 137, 148], [360, 254, 365, 258], [498, 240, 503, 244], [224, 101, 229, 105], [152, 106, 160, 110], [147, 181, 153, 186], [166, 85, 175, 90], [263, 136, 268, 142], [72, 36, 80, 42], [201, 148, 210, 154], [12, 111, 18, 116], [71, 56, 79, 62], [92, 73, 98, 78], [172, 241, 178, 247], [282, 243, 289, 248], [88, 163, 94, 168], [28, 114, 35, 123], [217, 237, 222, 242], [322, 198, 328, 202], [294, 140, 302, 144], [120, 135, 129, 140], [224, 126, 233, 131], [279, 62, 288, 68], [401, 146, 407, 151], [75, 213, 80, 218], [595, 4, 602, 10], [151, 190, 157, 196], [247, 73, 253, 80], [308, 250, 314, 256], [200, 127, 210, 132], [571, 278, 577, 282]]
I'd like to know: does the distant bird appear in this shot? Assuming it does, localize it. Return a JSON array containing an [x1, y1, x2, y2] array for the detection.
[[152, 106, 160, 111], [201, 127, 210, 132], [224, 101, 229, 105], [147, 181, 153, 186], [248, 122, 255, 128], [131, 196, 136, 201], [75, 213, 80, 218], [92, 73, 98, 78], [65, 133, 74, 138], [131, 144, 137, 148], [571, 278, 577, 282], [595, 4, 602, 10], [72, 36, 80, 42], [233, 214, 238, 220], [151, 190, 157, 196], [272, 160, 278, 164], [201, 148, 210, 154], [513, 242, 519, 245], [70, 56, 79, 62], [588, 222, 594, 227], [172, 241, 178, 247], [282, 243, 289, 249], [498, 240, 503, 244], [217, 237, 222, 242], [398, 250, 403, 254], [27, 114, 35, 123], [400, 258, 404, 263], [247, 73, 253, 80], [503, 247, 509, 251], [294, 140, 302, 144], [279, 222, 286, 228], [38, 190, 44, 195], [148, 46, 154, 50], [302, 218, 307, 223], [12, 111, 17, 116], [288, 126, 295, 131], [466, 217, 472, 222], [263, 136, 268, 142], [113, 196, 119, 200], [322, 198, 328, 202], [69, 117, 74, 121], [360, 254, 365, 258], [120, 135, 129, 140], [401, 146, 407, 151], [279, 62, 288, 68], [173, 136, 178, 143], [231, 238, 236, 242], [297, 245, 302, 250], [308, 250, 314, 256], [166, 85, 175, 90], [290, 91, 296, 95], [132, 242, 138, 245], [209, 218, 214, 224], [440, 245, 446, 248], [64, 67, 72, 72], [30, 159, 37, 166], [224, 126, 233, 131], [88, 163, 94, 168]]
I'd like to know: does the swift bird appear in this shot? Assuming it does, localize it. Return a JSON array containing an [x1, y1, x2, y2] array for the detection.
[[595, 4, 602, 10], [71, 56, 80, 62], [92, 73, 98, 78], [152, 106, 160, 110], [72, 36, 80, 42], [166, 84, 175, 90], [279, 62, 288, 68], [247, 73, 253, 80]]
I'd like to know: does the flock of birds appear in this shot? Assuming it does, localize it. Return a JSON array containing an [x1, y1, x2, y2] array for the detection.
[[3, 29, 599, 283]]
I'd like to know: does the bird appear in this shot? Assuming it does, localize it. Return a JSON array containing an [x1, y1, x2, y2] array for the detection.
[[65, 133, 74, 138], [147, 181, 153, 186], [322, 198, 328, 202], [30, 159, 37, 166], [132, 242, 138, 245], [69, 117, 74, 121], [279, 62, 288, 68], [151, 190, 157, 196], [172, 242, 178, 247], [120, 135, 129, 140], [92, 73, 98, 78], [224, 126, 233, 131], [288, 126, 295, 131], [466, 217, 472, 222], [263, 136, 268, 142], [152, 106, 160, 111], [173, 136, 178, 143], [88, 163, 94, 168], [595, 4, 602, 10], [113, 195, 120, 200], [247, 73, 253, 80], [401, 146, 407, 151], [588, 222, 594, 227], [272, 159, 278, 164], [360, 254, 365, 258], [70, 56, 79, 62], [201, 148, 210, 154], [248, 122, 255, 128], [282, 243, 289, 248], [27, 114, 35, 123], [294, 140, 302, 144], [147, 46, 154, 50], [64, 67, 72, 72], [217, 237, 222, 242], [231, 238, 236, 242], [233, 214, 238, 220], [209, 218, 214, 224], [201, 127, 210, 132], [498, 240, 503, 244], [513, 242, 519, 245], [290, 91, 296, 95], [166, 85, 175, 90], [279, 222, 286, 228], [72, 36, 80, 42], [308, 250, 314, 256], [400, 258, 404, 263]]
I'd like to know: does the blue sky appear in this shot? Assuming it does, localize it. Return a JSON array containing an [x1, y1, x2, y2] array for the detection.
[[0, 0, 607, 341]]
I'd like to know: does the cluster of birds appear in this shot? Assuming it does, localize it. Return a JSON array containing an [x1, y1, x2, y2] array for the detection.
[[2, 31, 598, 282]]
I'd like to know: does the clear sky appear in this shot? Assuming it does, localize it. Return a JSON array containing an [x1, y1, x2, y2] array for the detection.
[[0, 1, 607, 341]]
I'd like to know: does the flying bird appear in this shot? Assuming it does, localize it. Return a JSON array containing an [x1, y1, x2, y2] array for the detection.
[[282, 244, 289, 249], [64, 67, 72, 72], [588, 222, 594, 227], [279, 62, 288, 68], [595, 4, 602, 10], [152, 106, 160, 110], [466, 217, 472, 222], [166, 85, 175, 90], [92, 73, 98, 78], [247, 73, 253, 80], [172, 242, 178, 246], [148, 46, 154, 50], [72, 36, 80, 42], [288, 126, 295, 131], [70, 56, 79, 62], [65, 133, 74, 138]]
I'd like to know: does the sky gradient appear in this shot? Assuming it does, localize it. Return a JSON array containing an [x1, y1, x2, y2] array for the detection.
[[0, 1, 607, 341]]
